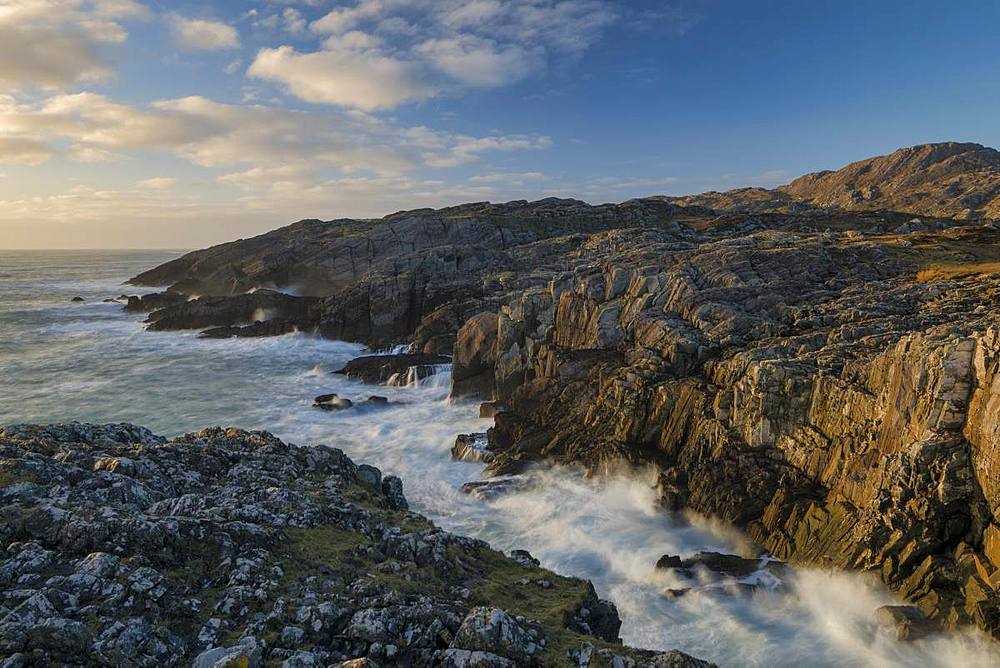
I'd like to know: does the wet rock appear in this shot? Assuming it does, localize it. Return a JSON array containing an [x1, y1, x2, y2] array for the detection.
[[145, 290, 320, 333], [314, 393, 353, 410], [335, 353, 450, 386], [874, 605, 938, 641], [677, 552, 782, 579], [70, 296, 84, 302], [460, 477, 535, 501], [655, 555, 682, 570], [123, 291, 188, 313], [199, 319, 305, 338], [452, 433, 494, 463]]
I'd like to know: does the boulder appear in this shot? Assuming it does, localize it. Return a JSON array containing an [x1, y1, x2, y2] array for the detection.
[[451, 607, 540, 664], [314, 393, 353, 410]]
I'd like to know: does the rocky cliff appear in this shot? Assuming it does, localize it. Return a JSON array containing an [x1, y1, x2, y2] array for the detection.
[[0, 422, 711, 667], [121, 142, 1000, 639]]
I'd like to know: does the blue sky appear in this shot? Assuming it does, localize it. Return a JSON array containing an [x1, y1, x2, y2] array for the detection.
[[1, 0, 998, 248]]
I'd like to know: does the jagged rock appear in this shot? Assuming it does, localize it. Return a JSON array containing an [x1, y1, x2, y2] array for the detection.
[[461, 477, 535, 501], [334, 353, 450, 386], [1, 422, 710, 666], [452, 433, 493, 463], [123, 291, 188, 313], [874, 605, 939, 641], [199, 319, 305, 338]]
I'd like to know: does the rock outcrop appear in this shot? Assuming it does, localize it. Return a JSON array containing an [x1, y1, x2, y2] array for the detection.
[[0, 422, 708, 666], [121, 142, 1000, 640]]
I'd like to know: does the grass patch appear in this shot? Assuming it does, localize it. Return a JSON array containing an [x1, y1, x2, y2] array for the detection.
[[280, 526, 370, 581], [916, 262, 1000, 282], [467, 547, 637, 666]]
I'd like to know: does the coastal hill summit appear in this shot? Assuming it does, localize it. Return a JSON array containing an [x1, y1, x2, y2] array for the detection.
[[118, 141, 1000, 642]]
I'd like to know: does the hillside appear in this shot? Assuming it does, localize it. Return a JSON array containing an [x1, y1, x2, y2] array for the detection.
[[780, 142, 1000, 219]]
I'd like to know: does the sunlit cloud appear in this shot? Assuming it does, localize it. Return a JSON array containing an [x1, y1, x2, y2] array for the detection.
[[169, 15, 239, 51], [0, 0, 146, 92]]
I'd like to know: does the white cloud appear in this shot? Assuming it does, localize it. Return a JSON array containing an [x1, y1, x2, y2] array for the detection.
[[469, 171, 547, 185], [0, 0, 145, 92], [249, 45, 432, 111], [0, 92, 551, 175], [250, 0, 623, 110], [170, 15, 239, 51], [282, 8, 307, 35], [0, 136, 51, 165], [415, 36, 536, 88], [137, 176, 177, 189], [69, 144, 122, 163]]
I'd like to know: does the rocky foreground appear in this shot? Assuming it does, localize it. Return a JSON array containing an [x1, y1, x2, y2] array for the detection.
[[0, 422, 714, 667], [117, 142, 1000, 639]]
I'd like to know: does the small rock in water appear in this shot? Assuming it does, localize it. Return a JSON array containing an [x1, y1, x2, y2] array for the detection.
[[358, 395, 391, 409], [874, 605, 938, 641], [452, 433, 494, 463], [655, 554, 683, 570], [461, 477, 534, 501], [673, 552, 782, 579], [314, 393, 353, 410], [71, 296, 85, 302]]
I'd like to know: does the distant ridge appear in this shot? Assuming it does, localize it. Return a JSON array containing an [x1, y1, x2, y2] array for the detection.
[[779, 142, 1000, 220]]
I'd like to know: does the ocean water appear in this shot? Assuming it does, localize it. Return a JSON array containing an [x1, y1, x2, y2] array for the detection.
[[1, 249, 998, 667]]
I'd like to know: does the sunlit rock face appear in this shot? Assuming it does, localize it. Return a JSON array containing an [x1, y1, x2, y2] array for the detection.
[[452, 222, 1000, 637]]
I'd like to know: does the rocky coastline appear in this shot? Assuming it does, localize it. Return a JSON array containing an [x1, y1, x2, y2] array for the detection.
[[0, 422, 714, 667], [105, 142, 1000, 640]]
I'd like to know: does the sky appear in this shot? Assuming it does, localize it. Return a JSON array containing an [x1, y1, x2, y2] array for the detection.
[[1, 0, 998, 249]]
